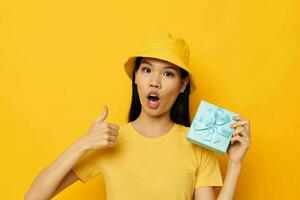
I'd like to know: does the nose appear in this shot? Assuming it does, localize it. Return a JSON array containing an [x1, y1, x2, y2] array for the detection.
[[149, 73, 161, 89]]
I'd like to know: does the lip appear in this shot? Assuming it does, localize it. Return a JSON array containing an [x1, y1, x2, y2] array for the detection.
[[147, 97, 160, 109], [146, 90, 161, 109], [147, 90, 160, 99]]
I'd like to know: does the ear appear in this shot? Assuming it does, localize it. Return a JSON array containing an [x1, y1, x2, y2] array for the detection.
[[180, 77, 189, 93], [134, 70, 137, 84]]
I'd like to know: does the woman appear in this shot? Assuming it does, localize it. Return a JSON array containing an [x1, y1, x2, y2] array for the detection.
[[25, 32, 251, 200]]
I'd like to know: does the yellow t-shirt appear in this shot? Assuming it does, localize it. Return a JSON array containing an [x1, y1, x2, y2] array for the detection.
[[72, 122, 223, 199]]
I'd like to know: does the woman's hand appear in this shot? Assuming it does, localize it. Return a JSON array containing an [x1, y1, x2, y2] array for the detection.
[[227, 115, 251, 164], [79, 105, 119, 151]]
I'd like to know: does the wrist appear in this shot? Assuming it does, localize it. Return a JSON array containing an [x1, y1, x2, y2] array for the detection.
[[228, 160, 242, 169], [73, 136, 90, 154]]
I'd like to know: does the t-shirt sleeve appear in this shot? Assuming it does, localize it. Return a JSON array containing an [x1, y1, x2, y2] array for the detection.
[[72, 149, 102, 183], [194, 145, 223, 189]]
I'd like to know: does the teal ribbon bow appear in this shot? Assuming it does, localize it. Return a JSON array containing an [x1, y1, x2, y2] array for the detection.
[[193, 107, 232, 143]]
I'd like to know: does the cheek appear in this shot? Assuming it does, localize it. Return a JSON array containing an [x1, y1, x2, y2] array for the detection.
[[135, 78, 148, 99], [162, 83, 181, 102], [165, 79, 181, 92], [135, 72, 148, 85], [135, 78, 147, 90]]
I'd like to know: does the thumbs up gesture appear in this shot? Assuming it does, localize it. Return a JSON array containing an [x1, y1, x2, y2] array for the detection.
[[80, 105, 119, 151]]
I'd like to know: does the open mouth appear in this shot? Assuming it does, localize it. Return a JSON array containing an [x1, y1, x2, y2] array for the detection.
[[147, 94, 160, 109], [147, 95, 160, 101]]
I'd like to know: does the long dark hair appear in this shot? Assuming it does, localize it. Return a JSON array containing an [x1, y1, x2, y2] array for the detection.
[[127, 57, 191, 127]]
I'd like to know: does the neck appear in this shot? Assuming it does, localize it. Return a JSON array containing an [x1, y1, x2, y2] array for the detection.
[[131, 108, 174, 137]]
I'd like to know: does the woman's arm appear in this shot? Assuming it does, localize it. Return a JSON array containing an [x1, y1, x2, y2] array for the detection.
[[217, 115, 250, 200], [25, 138, 89, 200], [216, 161, 241, 200], [194, 161, 241, 200], [25, 106, 120, 200], [194, 115, 250, 200]]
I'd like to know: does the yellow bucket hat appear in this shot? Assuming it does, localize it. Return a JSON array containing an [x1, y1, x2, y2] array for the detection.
[[124, 32, 196, 93]]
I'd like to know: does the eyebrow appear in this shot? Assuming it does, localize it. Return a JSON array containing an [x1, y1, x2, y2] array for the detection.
[[140, 60, 178, 70]]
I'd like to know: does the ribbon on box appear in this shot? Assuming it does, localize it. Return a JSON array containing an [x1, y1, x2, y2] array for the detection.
[[193, 107, 232, 144]]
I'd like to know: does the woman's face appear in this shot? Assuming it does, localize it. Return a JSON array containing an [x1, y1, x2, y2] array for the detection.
[[134, 57, 189, 117]]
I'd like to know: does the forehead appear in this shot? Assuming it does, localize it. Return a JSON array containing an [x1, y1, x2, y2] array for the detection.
[[140, 57, 180, 71]]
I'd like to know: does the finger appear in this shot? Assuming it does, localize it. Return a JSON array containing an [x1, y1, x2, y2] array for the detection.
[[230, 135, 242, 144], [237, 125, 249, 137], [108, 123, 120, 131], [107, 140, 117, 146], [231, 126, 251, 139], [230, 120, 248, 128], [95, 105, 108, 123], [231, 135, 250, 148], [107, 129, 119, 137], [232, 115, 246, 121], [104, 128, 119, 136], [107, 135, 117, 142], [232, 126, 246, 137]]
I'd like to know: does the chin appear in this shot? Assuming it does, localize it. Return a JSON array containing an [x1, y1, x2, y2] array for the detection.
[[143, 105, 170, 117]]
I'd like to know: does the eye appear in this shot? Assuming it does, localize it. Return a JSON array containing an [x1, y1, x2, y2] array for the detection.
[[141, 66, 151, 73], [164, 71, 175, 77]]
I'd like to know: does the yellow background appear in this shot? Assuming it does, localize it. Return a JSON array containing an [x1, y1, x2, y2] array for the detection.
[[1, 0, 299, 199]]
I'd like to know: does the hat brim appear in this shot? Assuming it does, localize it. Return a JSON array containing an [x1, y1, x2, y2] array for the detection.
[[124, 48, 196, 93]]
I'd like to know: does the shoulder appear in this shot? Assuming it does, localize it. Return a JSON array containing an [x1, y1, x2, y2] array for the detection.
[[174, 123, 215, 156], [175, 123, 190, 133], [174, 123, 198, 148]]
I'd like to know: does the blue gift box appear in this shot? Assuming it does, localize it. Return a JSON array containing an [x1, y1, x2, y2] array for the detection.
[[186, 100, 239, 154]]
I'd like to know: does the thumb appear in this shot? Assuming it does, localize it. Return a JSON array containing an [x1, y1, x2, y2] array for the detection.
[[95, 105, 108, 123]]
